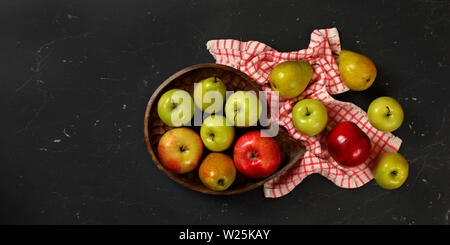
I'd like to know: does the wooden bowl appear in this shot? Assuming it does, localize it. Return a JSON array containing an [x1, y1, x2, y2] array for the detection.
[[144, 63, 304, 195]]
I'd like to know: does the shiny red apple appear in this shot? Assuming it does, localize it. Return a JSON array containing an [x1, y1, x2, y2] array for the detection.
[[233, 131, 281, 178], [327, 121, 371, 167]]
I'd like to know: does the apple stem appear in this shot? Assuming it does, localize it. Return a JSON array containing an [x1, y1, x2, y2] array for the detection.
[[179, 145, 186, 152], [214, 76, 217, 83], [249, 151, 258, 159], [305, 106, 310, 116], [171, 100, 178, 110], [233, 107, 240, 122], [386, 106, 391, 116]]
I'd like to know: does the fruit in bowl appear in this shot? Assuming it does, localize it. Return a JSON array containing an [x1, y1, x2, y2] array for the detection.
[[292, 98, 328, 136], [372, 152, 409, 190], [327, 121, 371, 167], [157, 89, 194, 127], [225, 91, 262, 127], [193, 76, 227, 113], [200, 115, 235, 152], [269, 60, 313, 99], [157, 127, 203, 174], [146, 63, 306, 195], [233, 131, 281, 178], [338, 50, 377, 91], [199, 153, 236, 191], [368, 96, 404, 132]]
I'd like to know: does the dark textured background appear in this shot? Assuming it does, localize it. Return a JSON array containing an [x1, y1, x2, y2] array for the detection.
[[0, 0, 448, 225]]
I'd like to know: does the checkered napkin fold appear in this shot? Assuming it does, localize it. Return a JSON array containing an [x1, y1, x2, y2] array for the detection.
[[206, 27, 403, 198]]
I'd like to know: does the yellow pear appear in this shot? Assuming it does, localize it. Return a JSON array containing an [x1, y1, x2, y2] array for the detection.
[[338, 50, 377, 91]]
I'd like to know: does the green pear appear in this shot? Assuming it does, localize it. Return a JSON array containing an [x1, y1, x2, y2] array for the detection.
[[269, 60, 313, 99]]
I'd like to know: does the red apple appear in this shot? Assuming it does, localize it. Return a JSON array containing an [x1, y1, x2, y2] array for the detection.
[[233, 131, 281, 178], [327, 121, 371, 167], [157, 127, 203, 174]]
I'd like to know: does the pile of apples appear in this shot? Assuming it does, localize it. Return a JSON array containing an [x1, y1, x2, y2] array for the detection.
[[156, 49, 409, 192], [270, 50, 408, 190], [157, 77, 282, 191]]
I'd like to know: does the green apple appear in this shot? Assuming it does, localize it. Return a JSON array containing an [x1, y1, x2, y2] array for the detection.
[[372, 152, 409, 190], [269, 60, 313, 99], [225, 91, 262, 127], [292, 99, 328, 136], [200, 115, 235, 152], [193, 77, 227, 113], [368, 96, 404, 132], [157, 89, 194, 127]]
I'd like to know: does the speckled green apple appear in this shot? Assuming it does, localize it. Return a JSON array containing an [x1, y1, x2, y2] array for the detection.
[[368, 96, 404, 132], [200, 115, 235, 152], [193, 77, 227, 113], [157, 89, 194, 127], [292, 99, 328, 136]]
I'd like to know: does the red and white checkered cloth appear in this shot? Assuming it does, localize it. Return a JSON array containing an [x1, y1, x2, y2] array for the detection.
[[206, 28, 403, 198]]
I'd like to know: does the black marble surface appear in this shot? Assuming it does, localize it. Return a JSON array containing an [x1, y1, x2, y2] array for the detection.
[[0, 0, 448, 225]]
